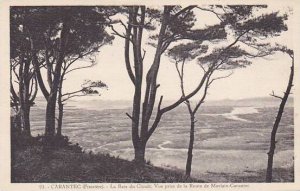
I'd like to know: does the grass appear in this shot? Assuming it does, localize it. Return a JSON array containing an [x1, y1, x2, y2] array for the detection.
[[11, 130, 293, 183], [11, 135, 201, 183]]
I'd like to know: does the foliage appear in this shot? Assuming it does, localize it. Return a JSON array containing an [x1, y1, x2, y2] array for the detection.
[[167, 42, 208, 62], [11, 7, 114, 58], [198, 46, 252, 69], [82, 80, 108, 95]]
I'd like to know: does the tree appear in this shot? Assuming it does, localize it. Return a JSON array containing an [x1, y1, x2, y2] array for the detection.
[[55, 38, 110, 137], [266, 46, 294, 182], [167, 43, 234, 177], [10, 56, 38, 137], [111, 6, 228, 163], [57, 78, 108, 136], [10, 9, 39, 137], [114, 5, 288, 164], [12, 6, 114, 145], [166, 5, 289, 176]]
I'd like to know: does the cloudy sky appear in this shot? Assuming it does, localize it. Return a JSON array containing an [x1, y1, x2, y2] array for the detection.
[[60, 5, 294, 101]]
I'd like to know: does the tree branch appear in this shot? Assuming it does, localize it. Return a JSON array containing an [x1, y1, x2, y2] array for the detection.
[[64, 48, 100, 73], [61, 94, 85, 103], [124, 12, 136, 85], [196, 7, 223, 21], [158, 95, 163, 111], [126, 112, 133, 120], [270, 90, 283, 100], [172, 6, 197, 19], [110, 24, 133, 42], [62, 89, 84, 97], [65, 63, 96, 74], [208, 70, 234, 86]]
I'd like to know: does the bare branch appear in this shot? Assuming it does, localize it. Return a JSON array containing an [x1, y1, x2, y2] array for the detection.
[[208, 70, 234, 86], [109, 24, 133, 42], [126, 112, 133, 120], [198, 63, 207, 73], [65, 63, 96, 75], [119, 20, 128, 30], [62, 89, 84, 97], [61, 94, 86, 103], [158, 96, 163, 111], [270, 90, 283, 100], [142, 49, 146, 61], [196, 7, 223, 21], [192, 72, 212, 114], [64, 48, 100, 72]]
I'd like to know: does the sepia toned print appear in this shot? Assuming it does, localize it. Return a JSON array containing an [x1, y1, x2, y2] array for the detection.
[[1, 1, 299, 191]]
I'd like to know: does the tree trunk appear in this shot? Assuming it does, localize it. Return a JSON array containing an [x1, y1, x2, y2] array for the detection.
[[45, 96, 57, 137], [21, 104, 31, 137], [186, 114, 195, 177], [57, 104, 63, 136], [44, 18, 70, 144], [57, 88, 63, 137], [134, 141, 146, 164], [18, 55, 32, 137], [132, 7, 170, 163], [266, 61, 294, 182]]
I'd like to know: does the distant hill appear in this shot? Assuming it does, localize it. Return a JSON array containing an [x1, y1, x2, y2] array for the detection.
[[34, 96, 294, 110], [205, 96, 294, 107]]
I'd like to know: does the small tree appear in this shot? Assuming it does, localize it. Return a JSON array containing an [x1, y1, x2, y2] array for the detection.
[[266, 46, 294, 182]]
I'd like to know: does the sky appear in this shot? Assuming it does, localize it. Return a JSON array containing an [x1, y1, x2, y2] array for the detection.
[[59, 5, 294, 102]]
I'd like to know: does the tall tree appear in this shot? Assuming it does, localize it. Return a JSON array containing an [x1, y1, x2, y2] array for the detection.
[[167, 43, 237, 177], [53, 36, 111, 137], [167, 5, 289, 177], [111, 6, 227, 163], [10, 8, 38, 137], [10, 55, 38, 137], [113, 5, 288, 164], [266, 46, 294, 182], [12, 6, 114, 145]]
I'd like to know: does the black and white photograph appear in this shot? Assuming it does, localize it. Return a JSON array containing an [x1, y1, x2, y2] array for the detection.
[[0, 0, 299, 190]]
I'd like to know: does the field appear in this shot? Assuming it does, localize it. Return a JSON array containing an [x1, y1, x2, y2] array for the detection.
[[30, 98, 294, 182]]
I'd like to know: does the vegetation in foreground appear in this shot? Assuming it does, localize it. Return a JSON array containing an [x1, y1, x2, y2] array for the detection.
[[11, 131, 293, 183], [11, 133, 201, 183]]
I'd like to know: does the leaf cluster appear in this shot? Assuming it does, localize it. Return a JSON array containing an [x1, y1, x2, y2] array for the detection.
[[10, 6, 114, 59]]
